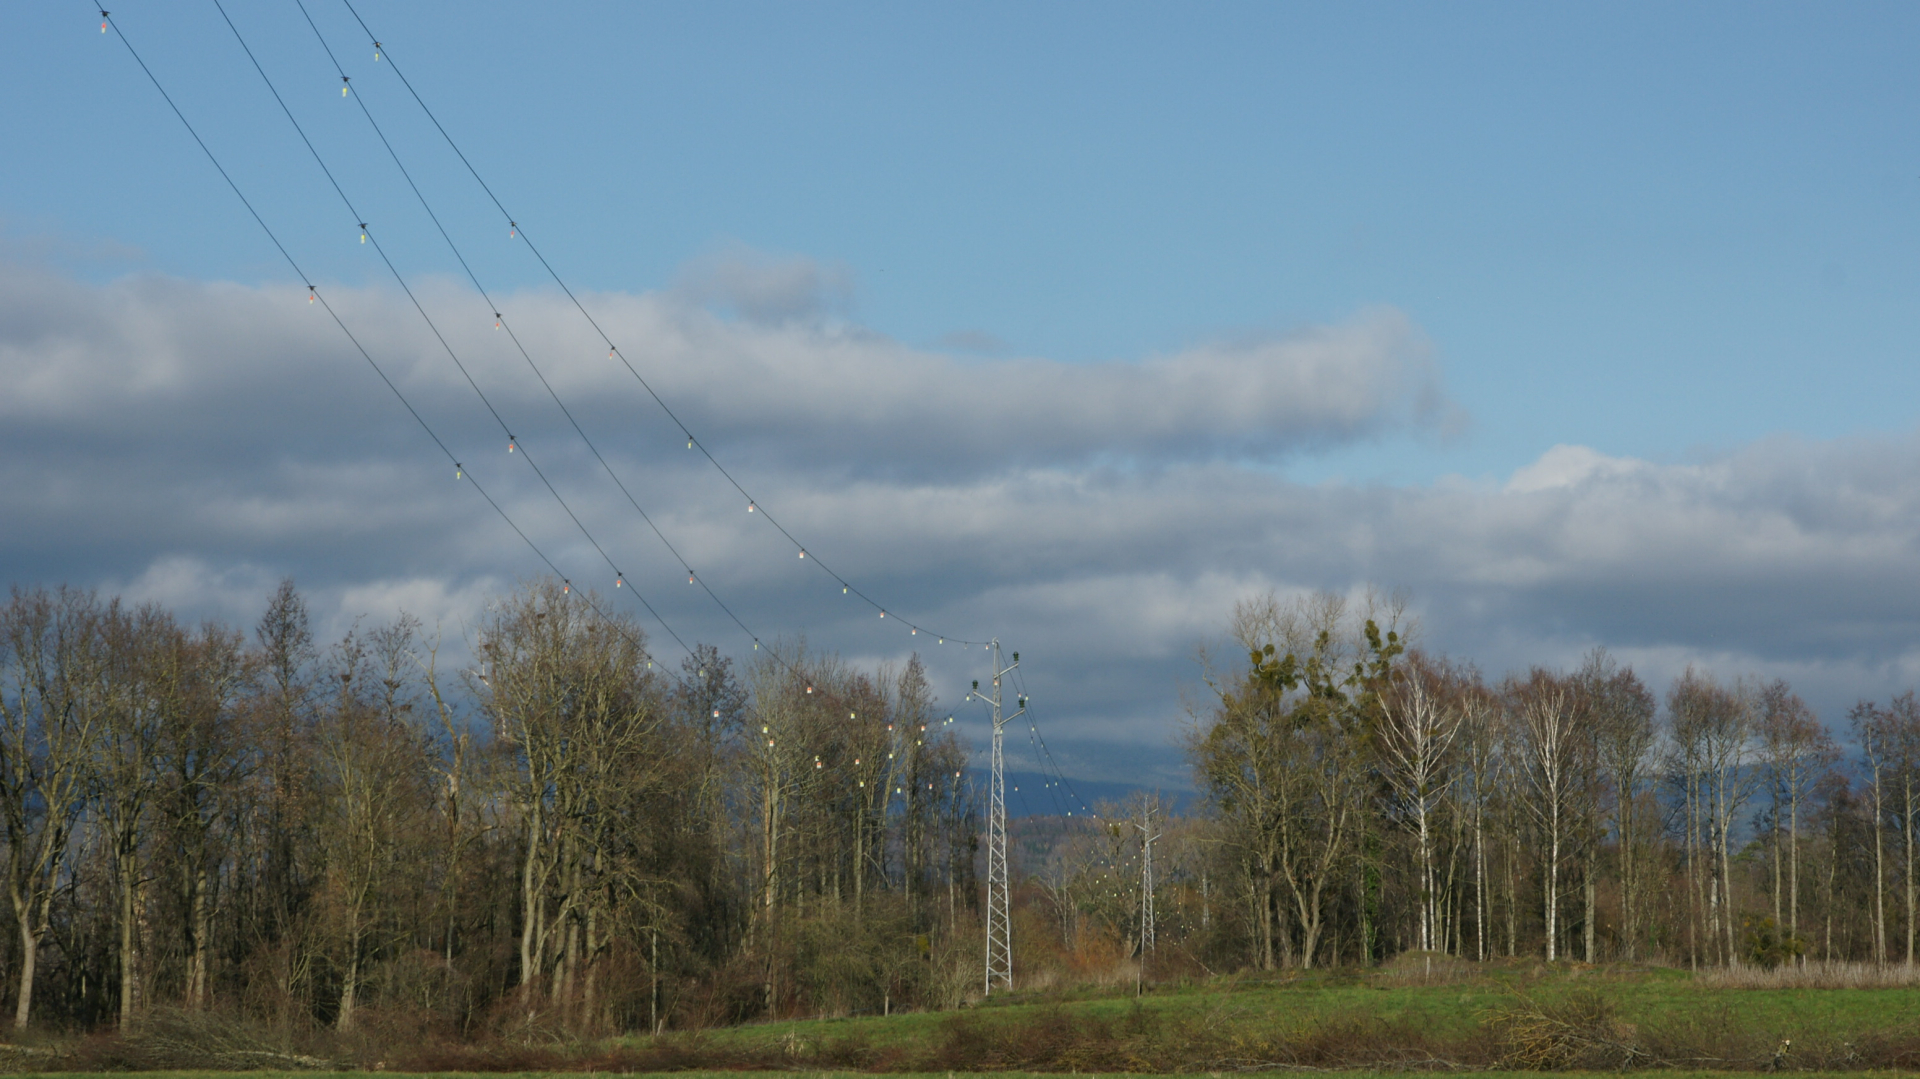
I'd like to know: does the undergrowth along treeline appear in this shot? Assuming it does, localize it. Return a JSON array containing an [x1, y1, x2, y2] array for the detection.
[[0, 578, 979, 1037]]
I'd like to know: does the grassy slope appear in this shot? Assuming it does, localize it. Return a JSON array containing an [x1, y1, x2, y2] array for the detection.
[[658, 964, 1920, 1059]]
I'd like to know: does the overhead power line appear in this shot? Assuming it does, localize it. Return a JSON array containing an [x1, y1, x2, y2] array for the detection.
[[96, 3, 1001, 722], [329, 0, 988, 649], [281, 0, 820, 671], [204, 0, 692, 657], [93, 5, 678, 669]]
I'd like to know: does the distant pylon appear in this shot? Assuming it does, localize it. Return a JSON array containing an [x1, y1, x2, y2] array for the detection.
[[975, 641, 1023, 996], [1136, 795, 1160, 995]]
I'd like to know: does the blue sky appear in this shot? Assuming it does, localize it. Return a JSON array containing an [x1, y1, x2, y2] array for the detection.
[[7, 2, 1920, 787]]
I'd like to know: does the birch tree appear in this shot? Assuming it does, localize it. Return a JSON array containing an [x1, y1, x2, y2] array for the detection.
[[1508, 669, 1583, 962], [1378, 655, 1463, 953], [1759, 681, 1834, 956]]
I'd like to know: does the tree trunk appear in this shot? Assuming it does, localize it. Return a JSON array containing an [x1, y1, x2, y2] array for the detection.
[[186, 866, 211, 1009], [1905, 776, 1915, 967], [1545, 801, 1560, 962], [1788, 781, 1801, 957], [1584, 859, 1596, 963], [1873, 762, 1888, 965], [13, 911, 37, 1031], [118, 844, 139, 1029], [336, 920, 360, 1032], [519, 805, 543, 992]]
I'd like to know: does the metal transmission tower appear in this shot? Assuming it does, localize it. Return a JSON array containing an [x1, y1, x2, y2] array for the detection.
[[1135, 797, 1160, 995], [970, 641, 1023, 996]]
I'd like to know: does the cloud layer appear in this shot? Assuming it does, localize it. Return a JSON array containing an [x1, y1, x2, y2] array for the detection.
[[7, 253, 1920, 789]]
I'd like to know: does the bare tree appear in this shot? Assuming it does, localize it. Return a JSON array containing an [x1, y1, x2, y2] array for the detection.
[[1508, 668, 1582, 962], [1759, 681, 1835, 956], [0, 588, 114, 1027], [1452, 678, 1502, 961], [1581, 649, 1655, 961], [1378, 655, 1463, 954], [1848, 700, 1891, 964], [152, 622, 249, 1010]]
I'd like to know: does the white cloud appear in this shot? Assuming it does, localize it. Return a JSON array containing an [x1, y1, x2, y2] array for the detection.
[[10, 253, 1920, 782]]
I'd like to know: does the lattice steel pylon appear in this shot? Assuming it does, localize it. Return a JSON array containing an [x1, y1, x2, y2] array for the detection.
[[1134, 796, 1160, 996], [973, 641, 1023, 996]]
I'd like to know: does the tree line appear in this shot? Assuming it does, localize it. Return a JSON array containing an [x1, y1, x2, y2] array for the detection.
[[0, 578, 977, 1035], [6, 575, 1914, 1035], [1172, 590, 1913, 974]]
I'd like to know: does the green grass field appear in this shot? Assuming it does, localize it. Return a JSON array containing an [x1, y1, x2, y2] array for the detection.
[[659, 963, 1920, 1064], [25, 964, 1920, 1073], [595, 961, 1920, 1075]]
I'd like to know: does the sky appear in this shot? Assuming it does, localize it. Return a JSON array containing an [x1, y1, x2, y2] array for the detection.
[[6, 2, 1920, 794]]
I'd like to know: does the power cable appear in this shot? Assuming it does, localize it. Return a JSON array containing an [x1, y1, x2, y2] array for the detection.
[[287, 0, 813, 672], [331, 0, 986, 648], [1013, 665, 1102, 819], [205, 0, 693, 656], [94, 5, 674, 667]]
